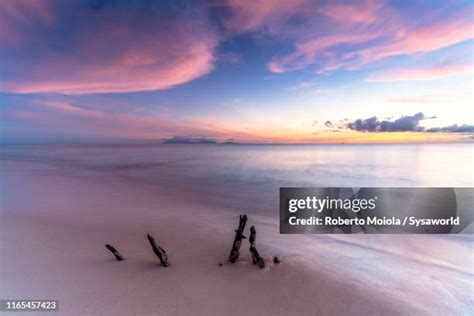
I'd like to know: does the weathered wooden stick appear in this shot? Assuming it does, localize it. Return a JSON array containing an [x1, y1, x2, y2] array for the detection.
[[105, 244, 123, 261], [228, 214, 247, 263], [147, 234, 170, 267], [249, 226, 258, 264], [249, 226, 265, 269]]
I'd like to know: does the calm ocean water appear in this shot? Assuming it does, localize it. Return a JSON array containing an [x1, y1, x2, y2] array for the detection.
[[1, 143, 472, 184], [1, 143, 473, 214]]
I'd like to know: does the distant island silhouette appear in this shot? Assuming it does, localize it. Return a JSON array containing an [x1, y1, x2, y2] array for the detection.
[[162, 136, 240, 144]]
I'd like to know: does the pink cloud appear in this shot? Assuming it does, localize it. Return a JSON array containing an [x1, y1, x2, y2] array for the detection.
[[219, 0, 383, 38], [0, 1, 218, 94], [317, 1, 383, 25], [10, 100, 256, 141], [36, 101, 95, 115], [358, 13, 474, 66], [265, 2, 473, 73], [367, 62, 472, 82], [217, 0, 310, 34], [267, 32, 382, 73]]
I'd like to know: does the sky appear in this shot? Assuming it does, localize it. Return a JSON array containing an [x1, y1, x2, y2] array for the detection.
[[0, 0, 473, 143]]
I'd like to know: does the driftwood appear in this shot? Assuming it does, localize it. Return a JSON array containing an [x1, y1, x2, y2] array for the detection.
[[273, 256, 280, 264], [105, 244, 123, 261], [228, 214, 247, 263], [249, 226, 265, 269], [147, 234, 170, 267]]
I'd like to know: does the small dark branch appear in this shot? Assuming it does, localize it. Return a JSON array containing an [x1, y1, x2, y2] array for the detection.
[[249, 226, 257, 264], [249, 226, 265, 269], [251, 248, 265, 269], [228, 214, 247, 263], [105, 244, 123, 261], [147, 234, 170, 267]]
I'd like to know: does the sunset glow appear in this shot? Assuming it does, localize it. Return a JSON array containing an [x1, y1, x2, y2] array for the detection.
[[0, 0, 473, 143]]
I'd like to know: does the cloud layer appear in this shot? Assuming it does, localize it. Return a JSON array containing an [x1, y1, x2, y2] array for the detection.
[[263, 1, 473, 74], [367, 62, 472, 82], [1, 1, 472, 95], [1, 98, 268, 142], [0, 1, 217, 94], [347, 113, 426, 132], [427, 125, 474, 133], [346, 113, 473, 134]]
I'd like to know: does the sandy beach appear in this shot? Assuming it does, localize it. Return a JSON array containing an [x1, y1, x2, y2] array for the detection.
[[1, 144, 473, 315]]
